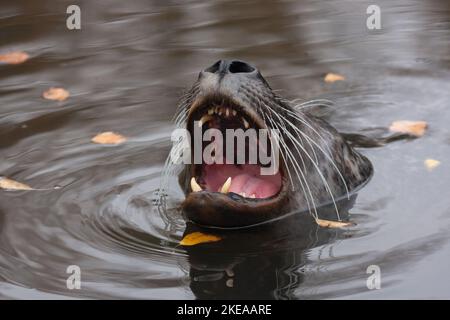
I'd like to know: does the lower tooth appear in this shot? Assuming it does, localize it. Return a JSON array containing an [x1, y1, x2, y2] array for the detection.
[[208, 108, 214, 115], [226, 109, 230, 117], [220, 177, 232, 193], [232, 110, 237, 116], [190, 177, 202, 192]]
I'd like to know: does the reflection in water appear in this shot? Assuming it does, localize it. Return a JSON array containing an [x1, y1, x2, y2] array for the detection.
[[184, 196, 356, 299], [1, 0, 450, 299]]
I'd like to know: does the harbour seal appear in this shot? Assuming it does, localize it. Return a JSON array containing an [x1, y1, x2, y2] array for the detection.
[[171, 60, 372, 228]]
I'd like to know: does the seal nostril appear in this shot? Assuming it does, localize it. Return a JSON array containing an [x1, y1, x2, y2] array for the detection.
[[229, 61, 255, 73], [204, 60, 255, 75], [204, 60, 222, 73]]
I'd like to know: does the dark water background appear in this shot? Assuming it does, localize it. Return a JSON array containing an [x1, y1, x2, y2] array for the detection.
[[0, 0, 449, 299]]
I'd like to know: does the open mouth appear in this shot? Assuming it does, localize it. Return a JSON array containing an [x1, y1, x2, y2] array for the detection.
[[186, 97, 284, 202]]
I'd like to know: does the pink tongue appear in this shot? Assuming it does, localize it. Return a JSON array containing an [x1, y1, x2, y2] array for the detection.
[[203, 164, 281, 199]]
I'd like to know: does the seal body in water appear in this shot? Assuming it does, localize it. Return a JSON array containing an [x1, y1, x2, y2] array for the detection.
[[172, 60, 372, 228]]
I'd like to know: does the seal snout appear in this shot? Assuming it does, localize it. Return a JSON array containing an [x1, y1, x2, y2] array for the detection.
[[196, 59, 268, 104]]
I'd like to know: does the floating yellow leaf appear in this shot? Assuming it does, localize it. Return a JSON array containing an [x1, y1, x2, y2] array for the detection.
[[316, 218, 354, 228], [0, 177, 32, 190], [180, 232, 222, 246], [0, 51, 29, 65], [389, 120, 427, 137], [424, 158, 440, 171], [91, 132, 126, 145], [42, 87, 70, 101], [324, 73, 345, 83]]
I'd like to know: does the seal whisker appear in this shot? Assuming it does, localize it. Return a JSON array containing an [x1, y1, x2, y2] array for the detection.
[[174, 111, 187, 127], [173, 108, 188, 125], [279, 138, 316, 218], [262, 100, 320, 167], [261, 105, 317, 219], [282, 127, 342, 220], [267, 96, 334, 154], [258, 104, 295, 189], [172, 84, 201, 121], [279, 111, 350, 200], [284, 124, 341, 221], [263, 102, 343, 220], [291, 98, 334, 107], [280, 106, 333, 155], [265, 118, 316, 219], [159, 128, 188, 210], [265, 122, 318, 219], [293, 102, 334, 110]]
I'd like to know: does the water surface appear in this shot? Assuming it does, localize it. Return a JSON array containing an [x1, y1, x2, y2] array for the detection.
[[1, 0, 449, 299]]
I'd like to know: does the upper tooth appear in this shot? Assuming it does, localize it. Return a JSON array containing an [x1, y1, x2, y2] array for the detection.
[[232, 110, 237, 116], [199, 115, 213, 127], [226, 108, 230, 117], [190, 177, 202, 192], [240, 192, 247, 198], [250, 194, 256, 198], [208, 108, 214, 115], [220, 177, 232, 193], [242, 118, 249, 129]]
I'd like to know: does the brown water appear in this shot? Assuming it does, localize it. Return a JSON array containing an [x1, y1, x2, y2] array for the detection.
[[1, 0, 450, 299]]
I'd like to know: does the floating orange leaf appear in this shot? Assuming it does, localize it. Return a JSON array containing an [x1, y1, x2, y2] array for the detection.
[[42, 87, 70, 101], [324, 73, 345, 83], [0, 177, 33, 190], [316, 218, 354, 228], [0, 51, 29, 65], [424, 158, 440, 171], [389, 120, 427, 137], [91, 132, 126, 145], [180, 232, 222, 246]]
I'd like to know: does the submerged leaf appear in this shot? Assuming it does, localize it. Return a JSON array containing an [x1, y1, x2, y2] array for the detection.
[[324, 73, 345, 83], [42, 87, 70, 101], [0, 177, 33, 190], [316, 218, 354, 228], [0, 51, 29, 65], [389, 120, 427, 137], [91, 132, 126, 145], [180, 232, 222, 246], [424, 158, 440, 171]]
